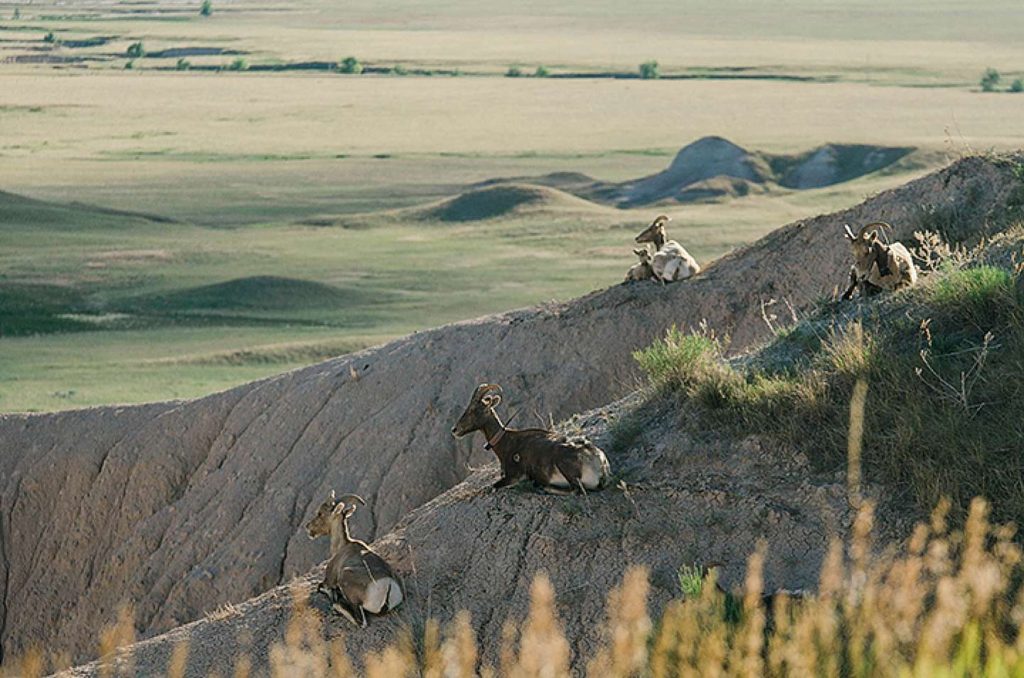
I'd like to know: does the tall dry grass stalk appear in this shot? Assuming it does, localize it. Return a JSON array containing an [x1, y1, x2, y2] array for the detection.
[[847, 376, 868, 507]]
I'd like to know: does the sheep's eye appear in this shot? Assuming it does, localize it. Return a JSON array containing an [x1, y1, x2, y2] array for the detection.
[[513, 454, 520, 462]]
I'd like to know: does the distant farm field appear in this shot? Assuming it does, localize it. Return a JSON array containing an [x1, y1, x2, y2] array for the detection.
[[2, 0, 1023, 412]]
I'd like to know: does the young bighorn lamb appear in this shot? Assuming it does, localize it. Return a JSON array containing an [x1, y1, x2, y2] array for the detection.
[[635, 215, 701, 283], [305, 491, 403, 627], [625, 246, 654, 282], [451, 383, 611, 493], [841, 221, 918, 300]]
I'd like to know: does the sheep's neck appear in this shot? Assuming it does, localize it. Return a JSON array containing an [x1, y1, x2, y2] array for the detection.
[[480, 410, 507, 450], [652, 231, 666, 249], [329, 518, 354, 556]]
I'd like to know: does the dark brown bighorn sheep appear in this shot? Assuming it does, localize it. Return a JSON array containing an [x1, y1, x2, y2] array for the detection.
[[305, 491, 404, 627], [841, 221, 918, 300], [451, 383, 611, 493], [635, 215, 700, 282]]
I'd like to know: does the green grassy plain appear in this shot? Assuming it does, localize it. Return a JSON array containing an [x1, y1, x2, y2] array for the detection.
[[1, 0, 1023, 412]]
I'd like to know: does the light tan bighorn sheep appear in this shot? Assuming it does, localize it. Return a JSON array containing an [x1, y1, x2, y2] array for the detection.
[[305, 491, 403, 627], [635, 215, 701, 283], [451, 383, 611, 494], [841, 221, 918, 300], [625, 246, 654, 282]]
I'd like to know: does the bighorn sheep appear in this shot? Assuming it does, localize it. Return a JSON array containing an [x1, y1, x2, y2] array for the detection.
[[305, 491, 404, 627], [635, 215, 701, 282], [841, 221, 918, 300], [451, 383, 611, 493], [625, 246, 654, 282]]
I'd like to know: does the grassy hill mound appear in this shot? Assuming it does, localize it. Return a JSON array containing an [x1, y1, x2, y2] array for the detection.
[[304, 183, 612, 228], [0, 282, 93, 336], [0, 189, 173, 231], [125, 276, 382, 313], [403, 183, 611, 224]]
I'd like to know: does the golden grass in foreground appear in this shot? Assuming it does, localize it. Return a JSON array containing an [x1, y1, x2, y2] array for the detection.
[[6, 498, 1024, 677]]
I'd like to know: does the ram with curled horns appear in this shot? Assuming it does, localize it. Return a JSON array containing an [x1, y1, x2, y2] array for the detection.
[[451, 383, 611, 493], [841, 221, 918, 300]]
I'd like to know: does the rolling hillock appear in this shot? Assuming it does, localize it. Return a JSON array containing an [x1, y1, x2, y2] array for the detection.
[[415, 184, 607, 222], [124, 276, 385, 313], [302, 183, 613, 228], [2, 154, 1022, 667], [0, 189, 175, 230]]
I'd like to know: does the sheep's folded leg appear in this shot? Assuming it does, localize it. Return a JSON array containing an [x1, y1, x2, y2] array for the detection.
[[538, 483, 574, 496], [331, 598, 364, 627]]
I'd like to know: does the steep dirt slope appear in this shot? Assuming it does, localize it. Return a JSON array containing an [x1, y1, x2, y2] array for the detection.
[[62, 399, 910, 677], [2, 154, 1020, 665]]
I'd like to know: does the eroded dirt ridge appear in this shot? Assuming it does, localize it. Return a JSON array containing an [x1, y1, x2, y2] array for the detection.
[[1, 155, 1020, 665], [62, 400, 912, 677]]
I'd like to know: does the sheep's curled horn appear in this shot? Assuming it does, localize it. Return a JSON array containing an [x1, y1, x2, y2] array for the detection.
[[472, 382, 502, 407], [331, 493, 366, 516], [845, 221, 893, 241]]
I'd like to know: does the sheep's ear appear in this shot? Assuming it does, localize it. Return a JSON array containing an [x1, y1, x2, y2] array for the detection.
[[488, 394, 502, 407], [843, 224, 856, 240], [332, 502, 348, 517], [344, 505, 358, 519]]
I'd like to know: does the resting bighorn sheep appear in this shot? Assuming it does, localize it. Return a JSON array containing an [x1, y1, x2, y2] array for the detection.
[[625, 246, 654, 282], [451, 383, 611, 493], [305, 491, 404, 627], [841, 221, 918, 300], [635, 215, 701, 283]]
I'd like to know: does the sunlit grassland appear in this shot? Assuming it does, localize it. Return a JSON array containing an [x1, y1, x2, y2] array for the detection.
[[2, 0, 1024, 413], [1, 188, 823, 412]]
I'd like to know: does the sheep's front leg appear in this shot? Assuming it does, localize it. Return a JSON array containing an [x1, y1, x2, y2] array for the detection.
[[493, 473, 521, 489], [841, 269, 858, 300]]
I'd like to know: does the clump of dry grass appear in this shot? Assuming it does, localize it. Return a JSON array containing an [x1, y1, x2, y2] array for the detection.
[[6, 497, 1022, 677]]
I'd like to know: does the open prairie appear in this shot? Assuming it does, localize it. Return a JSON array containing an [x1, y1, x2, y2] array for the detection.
[[2, 0, 1024, 411]]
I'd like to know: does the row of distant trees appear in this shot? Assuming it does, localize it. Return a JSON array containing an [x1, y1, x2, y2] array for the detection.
[[505, 61, 660, 79], [980, 68, 1023, 93], [19, 1, 210, 20]]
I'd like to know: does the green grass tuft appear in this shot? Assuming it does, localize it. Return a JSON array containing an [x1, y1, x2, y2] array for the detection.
[[677, 563, 704, 598], [632, 326, 721, 391], [931, 265, 1014, 324]]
